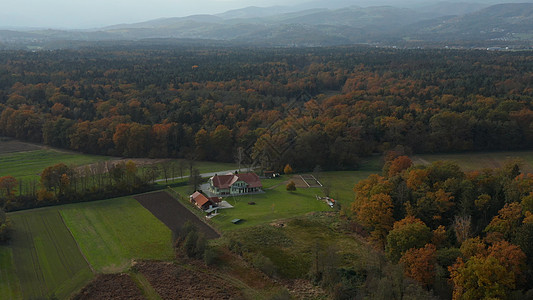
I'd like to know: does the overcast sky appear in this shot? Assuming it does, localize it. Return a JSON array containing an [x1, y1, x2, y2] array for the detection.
[[0, 0, 518, 29], [0, 0, 304, 29]]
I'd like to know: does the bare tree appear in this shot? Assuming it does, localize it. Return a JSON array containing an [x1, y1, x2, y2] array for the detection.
[[188, 168, 202, 192], [453, 215, 472, 244], [160, 161, 170, 183], [145, 165, 160, 183], [179, 159, 186, 178], [234, 146, 244, 172]]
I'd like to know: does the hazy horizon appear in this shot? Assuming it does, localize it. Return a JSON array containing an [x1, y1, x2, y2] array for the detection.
[[1, 0, 529, 29]]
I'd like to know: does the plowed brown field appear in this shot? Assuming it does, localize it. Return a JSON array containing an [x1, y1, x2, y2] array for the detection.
[[72, 273, 144, 300], [136, 261, 242, 299], [134, 191, 220, 239]]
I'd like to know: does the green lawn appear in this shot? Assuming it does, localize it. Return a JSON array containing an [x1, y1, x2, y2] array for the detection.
[[0, 149, 108, 181], [60, 197, 174, 273], [8, 209, 94, 299], [0, 247, 21, 300], [171, 163, 382, 232], [316, 171, 377, 206], [175, 183, 331, 232]]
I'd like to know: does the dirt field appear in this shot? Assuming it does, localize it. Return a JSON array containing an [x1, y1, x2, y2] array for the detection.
[[72, 273, 145, 300], [289, 175, 309, 188], [300, 174, 322, 187], [288, 175, 323, 188], [134, 191, 220, 239], [136, 261, 242, 299], [0, 140, 42, 154]]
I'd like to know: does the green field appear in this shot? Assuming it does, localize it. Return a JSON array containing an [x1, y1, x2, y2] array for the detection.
[[0, 247, 21, 300], [60, 197, 174, 273], [0, 196, 174, 299], [8, 209, 94, 299], [412, 150, 533, 173], [0, 146, 238, 183], [0, 149, 109, 181]]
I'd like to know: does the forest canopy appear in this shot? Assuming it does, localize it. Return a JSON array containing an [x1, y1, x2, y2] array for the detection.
[[0, 46, 532, 171]]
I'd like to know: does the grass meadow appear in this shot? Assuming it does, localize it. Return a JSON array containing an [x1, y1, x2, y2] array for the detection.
[[8, 209, 94, 299], [0, 149, 108, 181], [0, 247, 21, 300], [412, 150, 533, 173], [0, 140, 238, 183], [0, 196, 174, 299], [223, 213, 377, 279], [59, 196, 174, 273]]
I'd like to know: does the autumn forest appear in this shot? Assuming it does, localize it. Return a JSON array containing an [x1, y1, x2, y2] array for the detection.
[[1, 46, 532, 171], [1, 45, 533, 299]]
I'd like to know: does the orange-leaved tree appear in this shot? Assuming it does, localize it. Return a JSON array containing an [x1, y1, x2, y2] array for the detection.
[[0, 176, 17, 197], [399, 243, 437, 287]]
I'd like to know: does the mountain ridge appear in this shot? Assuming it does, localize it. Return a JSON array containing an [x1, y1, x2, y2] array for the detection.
[[1, 2, 532, 48]]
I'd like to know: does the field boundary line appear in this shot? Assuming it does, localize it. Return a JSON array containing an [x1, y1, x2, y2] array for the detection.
[[300, 174, 323, 187], [299, 175, 311, 187], [58, 210, 96, 274]]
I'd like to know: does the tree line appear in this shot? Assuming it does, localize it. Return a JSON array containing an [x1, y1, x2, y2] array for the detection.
[[0, 46, 532, 172], [0, 161, 154, 212]]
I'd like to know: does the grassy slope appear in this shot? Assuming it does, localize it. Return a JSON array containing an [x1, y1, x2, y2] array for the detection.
[[225, 213, 376, 279], [60, 197, 174, 273], [412, 150, 533, 173], [0, 149, 108, 181], [8, 209, 94, 299], [0, 247, 22, 300]]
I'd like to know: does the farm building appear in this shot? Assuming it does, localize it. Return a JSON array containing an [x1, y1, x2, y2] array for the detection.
[[208, 172, 262, 196], [190, 191, 215, 210], [263, 171, 280, 178]]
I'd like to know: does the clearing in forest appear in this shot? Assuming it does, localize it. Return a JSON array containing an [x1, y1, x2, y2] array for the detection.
[[412, 150, 533, 173], [0, 148, 108, 181]]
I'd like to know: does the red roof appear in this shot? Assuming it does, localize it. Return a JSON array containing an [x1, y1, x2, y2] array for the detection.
[[209, 197, 222, 203], [191, 191, 210, 207], [211, 174, 235, 189], [211, 172, 262, 189], [235, 173, 262, 188]]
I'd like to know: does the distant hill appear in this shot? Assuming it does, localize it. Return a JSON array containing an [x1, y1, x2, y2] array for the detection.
[[215, 6, 294, 19], [413, 1, 490, 16], [407, 3, 533, 42], [1, 2, 532, 47]]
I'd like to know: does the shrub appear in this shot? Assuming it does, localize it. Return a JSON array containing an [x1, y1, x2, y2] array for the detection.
[[203, 246, 219, 266], [286, 181, 296, 192]]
